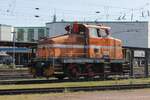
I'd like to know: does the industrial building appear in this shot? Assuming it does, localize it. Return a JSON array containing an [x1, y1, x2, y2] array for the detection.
[[0, 25, 40, 66], [14, 27, 48, 42], [46, 21, 149, 48]]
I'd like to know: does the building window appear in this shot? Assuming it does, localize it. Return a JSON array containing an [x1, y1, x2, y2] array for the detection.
[[46, 28, 49, 37], [17, 29, 24, 41], [28, 29, 34, 42], [38, 29, 45, 39]]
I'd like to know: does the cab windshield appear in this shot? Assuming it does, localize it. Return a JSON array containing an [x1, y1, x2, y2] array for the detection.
[[89, 28, 109, 37], [99, 29, 108, 37]]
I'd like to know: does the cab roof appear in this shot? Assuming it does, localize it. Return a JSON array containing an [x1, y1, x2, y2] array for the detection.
[[81, 24, 111, 30]]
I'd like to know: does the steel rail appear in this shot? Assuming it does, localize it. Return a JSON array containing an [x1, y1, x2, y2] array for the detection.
[[0, 77, 125, 85], [0, 78, 106, 85], [1, 84, 150, 95]]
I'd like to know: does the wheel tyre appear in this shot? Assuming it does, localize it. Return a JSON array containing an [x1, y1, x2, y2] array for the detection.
[[67, 64, 79, 80], [86, 64, 94, 79]]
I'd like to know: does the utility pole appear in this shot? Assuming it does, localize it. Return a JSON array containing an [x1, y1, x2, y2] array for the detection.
[[131, 9, 134, 21], [53, 14, 57, 22], [53, 9, 57, 22], [95, 11, 100, 22], [104, 6, 109, 20], [12, 31, 16, 68]]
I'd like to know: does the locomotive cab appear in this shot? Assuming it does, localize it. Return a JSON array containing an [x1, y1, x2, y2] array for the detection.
[[66, 23, 110, 37]]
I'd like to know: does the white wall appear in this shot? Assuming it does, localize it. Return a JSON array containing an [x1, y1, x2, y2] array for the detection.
[[0, 25, 12, 41], [46, 22, 149, 48]]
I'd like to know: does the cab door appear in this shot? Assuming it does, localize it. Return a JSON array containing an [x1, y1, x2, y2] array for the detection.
[[88, 28, 110, 59], [88, 28, 102, 58]]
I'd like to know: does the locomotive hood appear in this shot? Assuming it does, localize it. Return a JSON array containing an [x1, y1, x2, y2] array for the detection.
[[38, 34, 70, 45]]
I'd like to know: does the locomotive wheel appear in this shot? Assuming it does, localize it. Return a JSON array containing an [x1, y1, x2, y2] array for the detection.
[[85, 64, 94, 79], [67, 64, 79, 80], [43, 66, 54, 77]]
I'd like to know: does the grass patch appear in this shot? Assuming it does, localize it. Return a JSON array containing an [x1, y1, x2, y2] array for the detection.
[[0, 78, 150, 90]]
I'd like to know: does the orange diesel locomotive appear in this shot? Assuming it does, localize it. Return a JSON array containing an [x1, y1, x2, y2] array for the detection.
[[30, 23, 129, 79]]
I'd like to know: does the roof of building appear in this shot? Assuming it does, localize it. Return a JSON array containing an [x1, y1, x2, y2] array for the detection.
[[0, 24, 12, 27], [46, 21, 149, 25], [15, 26, 46, 28], [0, 47, 32, 53], [0, 41, 37, 48]]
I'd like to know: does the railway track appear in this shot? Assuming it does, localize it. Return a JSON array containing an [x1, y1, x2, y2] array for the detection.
[[0, 78, 112, 85], [0, 75, 130, 85], [0, 68, 130, 85], [0, 68, 33, 80], [1, 84, 150, 95]]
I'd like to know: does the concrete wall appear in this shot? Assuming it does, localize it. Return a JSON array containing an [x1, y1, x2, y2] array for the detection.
[[46, 21, 149, 48]]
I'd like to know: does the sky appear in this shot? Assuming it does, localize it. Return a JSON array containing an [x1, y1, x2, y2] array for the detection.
[[0, 0, 150, 26]]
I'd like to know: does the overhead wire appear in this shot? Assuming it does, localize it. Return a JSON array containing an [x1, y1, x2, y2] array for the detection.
[[0, 0, 150, 25]]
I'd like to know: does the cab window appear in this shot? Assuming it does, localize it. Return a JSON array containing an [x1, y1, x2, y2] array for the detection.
[[99, 29, 108, 37], [89, 28, 98, 37]]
